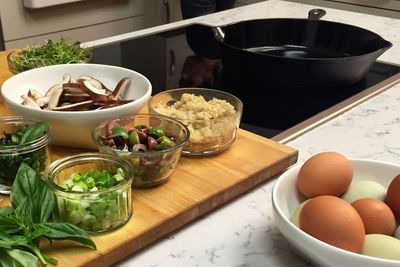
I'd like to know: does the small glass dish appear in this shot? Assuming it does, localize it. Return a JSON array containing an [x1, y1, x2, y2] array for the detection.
[[0, 116, 53, 194], [92, 114, 190, 188], [149, 88, 243, 156], [46, 153, 134, 234]]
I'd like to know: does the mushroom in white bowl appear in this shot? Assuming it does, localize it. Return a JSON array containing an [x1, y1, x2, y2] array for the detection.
[[1, 63, 152, 149]]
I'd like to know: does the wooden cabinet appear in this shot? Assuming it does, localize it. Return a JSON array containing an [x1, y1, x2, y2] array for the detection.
[[0, 0, 146, 49], [144, 0, 182, 27]]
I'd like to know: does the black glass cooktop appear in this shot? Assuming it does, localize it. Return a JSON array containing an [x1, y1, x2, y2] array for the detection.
[[91, 26, 400, 138]]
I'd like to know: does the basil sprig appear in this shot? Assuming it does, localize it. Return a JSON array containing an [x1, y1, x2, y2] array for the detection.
[[0, 163, 96, 266]]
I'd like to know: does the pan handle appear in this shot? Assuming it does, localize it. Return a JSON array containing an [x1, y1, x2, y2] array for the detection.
[[212, 26, 225, 42], [308, 9, 326, 20], [212, 9, 326, 42]]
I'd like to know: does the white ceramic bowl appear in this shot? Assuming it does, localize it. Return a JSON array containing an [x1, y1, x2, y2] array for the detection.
[[1, 63, 152, 149], [272, 158, 400, 267]]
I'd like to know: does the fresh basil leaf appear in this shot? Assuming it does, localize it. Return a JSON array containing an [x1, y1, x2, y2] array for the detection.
[[10, 163, 54, 223], [0, 215, 21, 234], [13, 198, 34, 229], [41, 251, 58, 265], [0, 229, 28, 248], [32, 222, 96, 249], [19, 122, 48, 144], [0, 248, 38, 267], [0, 206, 14, 216]]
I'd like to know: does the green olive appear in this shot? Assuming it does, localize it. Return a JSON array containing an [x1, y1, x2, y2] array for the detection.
[[149, 127, 165, 139], [128, 130, 140, 145], [156, 136, 176, 150], [111, 127, 129, 138]]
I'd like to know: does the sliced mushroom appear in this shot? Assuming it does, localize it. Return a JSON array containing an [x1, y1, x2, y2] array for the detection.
[[63, 73, 72, 84], [112, 77, 131, 99], [21, 74, 134, 111], [78, 75, 93, 81], [35, 95, 51, 107], [28, 89, 43, 100], [45, 83, 63, 97], [21, 94, 41, 109], [51, 100, 93, 111], [63, 83, 87, 94], [87, 78, 104, 91], [81, 80, 108, 97], [47, 86, 63, 110], [60, 93, 92, 103], [78, 77, 107, 92]]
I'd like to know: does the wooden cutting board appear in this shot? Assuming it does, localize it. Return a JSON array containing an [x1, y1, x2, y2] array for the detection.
[[0, 51, 298, 266]]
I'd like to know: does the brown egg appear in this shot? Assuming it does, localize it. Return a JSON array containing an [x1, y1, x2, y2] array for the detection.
[[352, 198, 396, 235], [299, 195, 365, 253], [386, 173, 400, 223], [297, 152, 353, 198]]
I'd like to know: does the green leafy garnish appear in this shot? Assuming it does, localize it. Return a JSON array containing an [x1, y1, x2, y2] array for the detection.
[[63, 168, 125, 192], [0, 163, 96, 267], [9, 37, 92, 72], [0, 122, 49, 187], [1, 122, 48, 146]]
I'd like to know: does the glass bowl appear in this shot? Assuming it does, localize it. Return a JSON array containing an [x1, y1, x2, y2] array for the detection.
[[148, 88, 243, 156], [46, 153, 134, 234], [92, 114, 190, 188], [0, 116, 53, 194], [7, 47, 92, 74]]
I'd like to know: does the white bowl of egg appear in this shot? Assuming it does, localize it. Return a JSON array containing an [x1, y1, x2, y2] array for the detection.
[[272, 152, 400, 267]]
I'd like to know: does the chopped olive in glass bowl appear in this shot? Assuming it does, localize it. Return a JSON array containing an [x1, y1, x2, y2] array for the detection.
[[92, 114, 190, 188], [0, 116, 53, 194], [46, 153, 134, 234]]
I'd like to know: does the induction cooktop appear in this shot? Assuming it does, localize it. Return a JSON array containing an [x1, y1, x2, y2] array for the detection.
[[90, 25, 400, 139]]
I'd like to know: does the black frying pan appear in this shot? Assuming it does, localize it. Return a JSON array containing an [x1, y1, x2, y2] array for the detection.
[[214, 9, 392, 89]]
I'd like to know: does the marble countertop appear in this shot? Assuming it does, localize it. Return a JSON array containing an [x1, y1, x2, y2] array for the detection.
[[102, 1, 400, 266]]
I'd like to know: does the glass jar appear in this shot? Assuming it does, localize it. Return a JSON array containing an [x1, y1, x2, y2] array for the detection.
[[46, 153, 134, 234], [0, 116, 53, 194]]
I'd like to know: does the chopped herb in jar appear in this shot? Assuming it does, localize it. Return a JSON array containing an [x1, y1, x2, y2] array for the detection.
[[60, 168, 125, 192], [56, 168, 130, 232], [0, 122, 50, 188]]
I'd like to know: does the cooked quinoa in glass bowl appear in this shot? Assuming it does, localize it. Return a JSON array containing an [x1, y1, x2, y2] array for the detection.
[[149, 88, 243, 156]]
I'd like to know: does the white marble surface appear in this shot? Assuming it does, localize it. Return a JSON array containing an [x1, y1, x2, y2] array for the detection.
[[108, 1, 400, 266]]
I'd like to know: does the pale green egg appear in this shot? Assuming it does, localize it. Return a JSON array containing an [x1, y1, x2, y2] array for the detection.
[[361, 234, 400, 260], [394, 225, 400, 240], [290, 200, 308, 227], [341, 180, 386, 203]]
